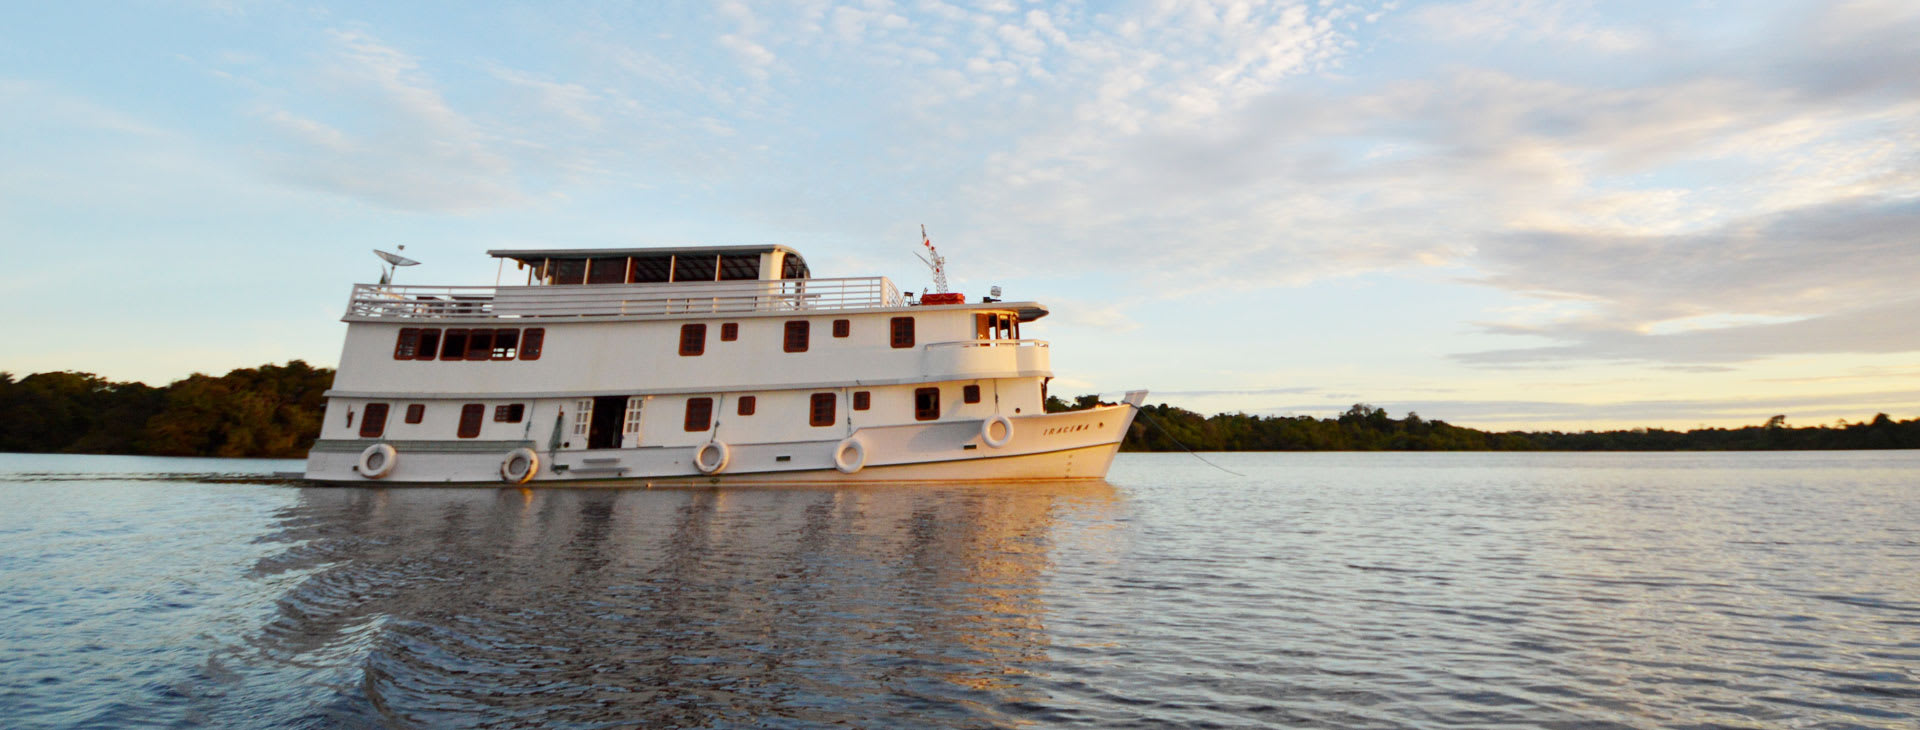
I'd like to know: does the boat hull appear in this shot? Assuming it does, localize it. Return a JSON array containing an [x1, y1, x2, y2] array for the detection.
[[303, 402, 1139, 486]]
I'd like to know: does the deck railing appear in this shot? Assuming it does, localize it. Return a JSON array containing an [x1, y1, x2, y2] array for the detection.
[[346, 277, 906, 319]]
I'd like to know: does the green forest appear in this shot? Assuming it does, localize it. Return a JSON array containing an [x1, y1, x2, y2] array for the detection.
[[0, 363, 1914, 457]]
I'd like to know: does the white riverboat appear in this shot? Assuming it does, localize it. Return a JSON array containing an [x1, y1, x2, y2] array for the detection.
[[303, 245, 1145, 485]]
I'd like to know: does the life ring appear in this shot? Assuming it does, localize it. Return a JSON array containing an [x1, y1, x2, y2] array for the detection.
[[981, 415, 1014, 448], [356, 443, 397, 479], [500, 447, 539, 484], [833, 437, 866, 474], [694, 440, 730, 474]]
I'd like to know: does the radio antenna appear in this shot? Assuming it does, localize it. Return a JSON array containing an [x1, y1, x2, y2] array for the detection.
[[911, 224, 949, 293]]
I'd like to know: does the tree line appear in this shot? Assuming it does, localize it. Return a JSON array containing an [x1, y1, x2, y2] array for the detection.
[[0, 365, 1913, 458], [0, 362, 331, 458], [1046, 397, 1920, 452]]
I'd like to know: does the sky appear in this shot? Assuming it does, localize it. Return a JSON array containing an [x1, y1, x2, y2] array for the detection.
[[2, 0, 1916, 431]]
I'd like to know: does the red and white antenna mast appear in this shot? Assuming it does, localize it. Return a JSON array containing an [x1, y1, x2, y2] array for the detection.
[[913, 224, 949, 294]]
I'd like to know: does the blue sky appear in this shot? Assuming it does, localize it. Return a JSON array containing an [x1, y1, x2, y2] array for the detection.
[[3, 0, 1916, 430]]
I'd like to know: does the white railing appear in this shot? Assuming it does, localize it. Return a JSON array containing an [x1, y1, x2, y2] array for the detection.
[[346, 277, 906, 319]]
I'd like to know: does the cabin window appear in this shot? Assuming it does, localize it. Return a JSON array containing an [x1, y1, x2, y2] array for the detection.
[[720, 322, 738, 341], [679, 324, 707, 356], [440, 329, 469, 360], [549, 258, 588, 285], [404, 403, 425, 424], [674, 255, 718, 282], [832, 319, 850, 338], [629, 255, 673, 283], [457, 403, 485, 438], [415, 329, 441, 360], [914, 387, 939, 421], [587, 257, 628, 284], [360, 403, 389, 438], [684, 397, 714, 432], [465, 329, 494, 360], [964, 384, 981, 404], [494, 404, 525, 423], [809, 393, 836, 427], [782, 254, 808, 279], [784, 320, 809, 353], [394, 329, 422, 359], [490, 329, 519, 360], [718, 254, 760, 280], [890, 317, 915, 348], [853, 391, 871, 411], [999, 314, 1014, 340], [520, 328, 544, 360], [737, 396, 756, 416]]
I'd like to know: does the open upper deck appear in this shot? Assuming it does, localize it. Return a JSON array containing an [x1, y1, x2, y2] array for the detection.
[[347, 245, 1047, 322], [490, 245, 809, 286]]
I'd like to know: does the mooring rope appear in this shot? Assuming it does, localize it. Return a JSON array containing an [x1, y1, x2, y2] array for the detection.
[[1128, 403, 1247, 477]]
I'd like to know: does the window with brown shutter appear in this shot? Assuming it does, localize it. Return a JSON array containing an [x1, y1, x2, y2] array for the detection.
[[964, 384, 981, 404], [852, 391, 870, 410], [810, 393, 836, 427], [490, 329, 519, 360], [680, 323, 707, 356], [404, 403, 425, 424], [737, 395, 756, 416], [458, 404, 484, 438], [890, 317, 915, 348], [832, 319, 850, 338], [721, 322, 738, 341], [394, 329, 421, 359], [684, 397, 713, 432], [440, 329, 469, 360], [784, 320, 809, 352], [360, 403, 389, 438], [520, 328, 544, 360], [465, 329, 493, 360], [415, 329, 440, 360], [914, 387, 939, 421]]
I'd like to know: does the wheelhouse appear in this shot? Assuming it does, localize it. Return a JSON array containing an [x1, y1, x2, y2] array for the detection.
[[491, 245, 810, 286]]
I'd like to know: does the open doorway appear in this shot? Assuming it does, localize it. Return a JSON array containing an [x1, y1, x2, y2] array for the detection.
[[587, 395, 627, 449]]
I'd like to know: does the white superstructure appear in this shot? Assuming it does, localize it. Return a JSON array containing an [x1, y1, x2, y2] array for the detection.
[[303, 245, 1145, 485]]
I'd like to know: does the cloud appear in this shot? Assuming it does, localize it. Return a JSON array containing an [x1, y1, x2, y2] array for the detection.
[[1414, 0, 1646, 52], [254, 30, 520, 211]]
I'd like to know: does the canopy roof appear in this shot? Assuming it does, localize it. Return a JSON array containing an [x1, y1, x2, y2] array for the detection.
[[488, 245, 810, 283]]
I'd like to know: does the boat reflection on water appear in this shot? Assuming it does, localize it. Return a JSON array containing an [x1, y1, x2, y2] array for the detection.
[[244, 481, 1121, 727]]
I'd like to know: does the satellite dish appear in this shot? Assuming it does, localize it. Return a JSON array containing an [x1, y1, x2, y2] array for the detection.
[[374, 248, 421, 286], [374, 249, 420, 267]]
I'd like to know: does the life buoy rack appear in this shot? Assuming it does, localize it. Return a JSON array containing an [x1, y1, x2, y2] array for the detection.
[[981, 415, 1014, 448], [694, 440, 730, 474], [833, 437, 866, 474], [356, 443, 397, 479], [500, 447, 539, 484]]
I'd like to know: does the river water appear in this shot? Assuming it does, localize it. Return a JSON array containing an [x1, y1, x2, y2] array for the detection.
[[1, 451, 1916, 728]]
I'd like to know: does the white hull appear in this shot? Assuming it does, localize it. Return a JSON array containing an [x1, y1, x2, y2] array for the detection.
[[305, 402, 1139, 486]]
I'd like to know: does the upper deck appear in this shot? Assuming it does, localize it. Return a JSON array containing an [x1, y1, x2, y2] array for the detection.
[[345, 245, 1045, 322]]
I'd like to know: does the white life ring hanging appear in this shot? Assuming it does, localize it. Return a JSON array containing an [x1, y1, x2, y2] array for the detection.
[[356, 443, 398, 479], [500, 447, 540, 484], [981, 415, 1014, 448], [694, 440, 730, 474], [833, 437, 866, 474]]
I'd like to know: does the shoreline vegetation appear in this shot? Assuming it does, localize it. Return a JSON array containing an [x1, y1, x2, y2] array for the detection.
[[1, 362, 1914, 458]]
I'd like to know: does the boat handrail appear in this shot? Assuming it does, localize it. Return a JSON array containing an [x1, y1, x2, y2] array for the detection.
[[346, 276, 907, 319], [924, 339, 1051, 349]]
